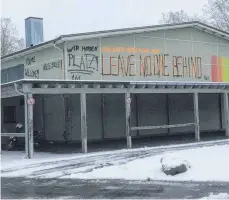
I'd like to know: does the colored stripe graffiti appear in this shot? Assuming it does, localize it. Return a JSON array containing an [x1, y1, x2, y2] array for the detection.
[[211, 56, 229, 82]]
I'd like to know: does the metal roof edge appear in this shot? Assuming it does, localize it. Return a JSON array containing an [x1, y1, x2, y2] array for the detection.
[[60, 21, 229, 41], [60, 21, 198, 39], [1, 79, 228, 86], [1, 37, 62, 62], [194, 21, 229, 36], [1, 21, 228, 62]]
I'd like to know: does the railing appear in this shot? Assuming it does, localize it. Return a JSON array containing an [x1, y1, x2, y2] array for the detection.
[[1, 133, 25, 137], [131, 123, 195, 131]]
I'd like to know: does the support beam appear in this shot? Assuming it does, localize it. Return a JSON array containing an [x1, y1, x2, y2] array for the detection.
[[31, 87, 229, 95], [27, 93, 34, 158], [1, 133, 25, 137], [193, 92, 200, 141], [223, 92, 229, 137], [80, 93, 88, 153], [125, 92, 132, 148]]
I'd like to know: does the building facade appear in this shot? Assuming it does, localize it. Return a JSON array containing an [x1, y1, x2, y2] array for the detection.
[[1, 22, 229, 157]]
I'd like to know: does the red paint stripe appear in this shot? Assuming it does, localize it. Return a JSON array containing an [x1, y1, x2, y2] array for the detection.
[[211, 55, 217, 82]]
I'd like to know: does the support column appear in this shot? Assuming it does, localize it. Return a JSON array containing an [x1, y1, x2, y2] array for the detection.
[[193, 92, 200, 141], [223, 92, 229, 137], [101, 94, 105, 139], [24, 94, 29, 158], [27, 93, 34, 158], [125, 92, 132, 148], [63, 95, 72, 143], [80, 92, 87, 153]]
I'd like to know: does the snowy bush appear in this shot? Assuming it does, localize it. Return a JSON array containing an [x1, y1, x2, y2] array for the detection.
[[160, 154, 191, 176]]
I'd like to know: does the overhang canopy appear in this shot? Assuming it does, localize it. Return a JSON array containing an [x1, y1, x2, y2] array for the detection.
[[1, 79, 229, 98]]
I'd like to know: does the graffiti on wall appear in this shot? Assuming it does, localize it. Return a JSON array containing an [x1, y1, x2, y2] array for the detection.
[[211, 56, 229, 82], [66, 44, 229, 81], [25, 68, 39, 79], [67, 45, 99, 80], [24, 59, 62, 79], [26, 56, 36, 66], [102, 46, 160, 54], [24, 50, 63, 79], [43, 60, 62, 71], [101, 53, 205, 80]]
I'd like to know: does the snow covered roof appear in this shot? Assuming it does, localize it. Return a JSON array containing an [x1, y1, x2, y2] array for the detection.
[[1, 21, 229, 61]]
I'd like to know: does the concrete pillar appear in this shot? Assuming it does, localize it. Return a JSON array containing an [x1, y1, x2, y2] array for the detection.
[[125, 92, 132, 148], [80, 92, 87, 153], [193, 92, 200, 141], [27, 93, 34, 159], [223, 92, 229, 137]]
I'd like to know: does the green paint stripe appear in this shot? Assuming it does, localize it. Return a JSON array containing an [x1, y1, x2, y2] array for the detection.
[[225, 58, 229, 82], [222, 57, 226, 82]]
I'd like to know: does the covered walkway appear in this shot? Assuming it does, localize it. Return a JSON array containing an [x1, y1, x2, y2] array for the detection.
[[1, 79, 229, 158]]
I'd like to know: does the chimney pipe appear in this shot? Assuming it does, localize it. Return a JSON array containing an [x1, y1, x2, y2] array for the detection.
[[25, 17, 44, 48]]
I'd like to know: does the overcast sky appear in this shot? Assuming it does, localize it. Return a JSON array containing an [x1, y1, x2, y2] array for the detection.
[[2, 0, 207, 41]]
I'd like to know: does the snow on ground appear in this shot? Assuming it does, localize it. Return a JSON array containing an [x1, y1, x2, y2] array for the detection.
[[0, 139, 224, 170], [69, 144, 229, 182], [200, 193, 229, 199], [1, 151, 82, 171], [1, 140, 229, 182], [1, 139, 228, 171]]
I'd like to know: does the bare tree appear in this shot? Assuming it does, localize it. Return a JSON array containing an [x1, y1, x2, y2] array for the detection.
[[159, 0, 229, 31], [1, 18, 25, 57], [159, 10, 193, 24], [159, 9, 208, 25], [203, 0, 229, 31]]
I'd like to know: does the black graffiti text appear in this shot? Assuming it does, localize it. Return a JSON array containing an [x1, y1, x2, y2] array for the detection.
[[67, 45, 79, 53], [67, 45, 98, 53], [26, 56, 36, 65], [71, 74, 81, 80], [25, 69, 39, 78], [43, 60, 62, 71], [81, 46, 98, 52], [68, 53, 98, 75]]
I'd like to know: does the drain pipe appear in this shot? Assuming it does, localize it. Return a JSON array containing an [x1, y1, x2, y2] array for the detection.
[[14, 83, 29, 158], [53, 42, 67, 79], [54, 41, 69, 141]]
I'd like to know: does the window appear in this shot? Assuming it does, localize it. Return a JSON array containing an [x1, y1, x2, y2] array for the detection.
[[7, 64, 24, 82], [1, 64, 24, 84], [4, 106, 16, 123], [1, 69, 7, 84]]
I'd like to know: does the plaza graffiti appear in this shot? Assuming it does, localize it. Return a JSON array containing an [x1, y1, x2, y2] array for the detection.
[[68, 54, 99, 72], [67, 44, 99, 80]]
